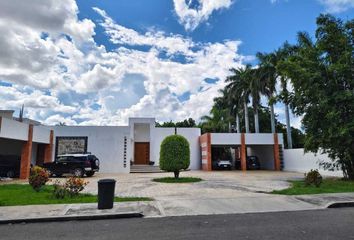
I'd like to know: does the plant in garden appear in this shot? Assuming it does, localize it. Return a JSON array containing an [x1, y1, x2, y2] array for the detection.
[[278, 14, 354, 179], [28, 166, 50, 192], [159, 135, 190, 179], [52, 180, 67, 199], [65, 177, 88, 197], [304, 169, 323, 187]]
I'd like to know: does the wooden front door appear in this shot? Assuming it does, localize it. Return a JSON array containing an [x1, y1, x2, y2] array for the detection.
[[134, 142, 150, 165]]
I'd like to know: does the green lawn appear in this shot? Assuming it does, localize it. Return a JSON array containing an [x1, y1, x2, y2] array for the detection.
[[0, 184, 152, 206], [272, 178, 354, 195], [152, 177, 202, 183]]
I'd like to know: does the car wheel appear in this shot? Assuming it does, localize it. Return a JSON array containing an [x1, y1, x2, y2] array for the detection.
[[6, 170, 15, 178], [73, 168, 84, 177], [86, 171, 95, 177]]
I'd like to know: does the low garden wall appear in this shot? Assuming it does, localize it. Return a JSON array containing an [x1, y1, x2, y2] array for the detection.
[[283, 148, 343, 177]]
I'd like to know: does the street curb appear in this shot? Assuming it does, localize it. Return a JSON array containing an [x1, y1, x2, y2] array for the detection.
[[327, 201, 354, 209], [0, 212, 143, 224]]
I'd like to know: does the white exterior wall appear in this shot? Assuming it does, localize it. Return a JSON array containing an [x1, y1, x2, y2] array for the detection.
[[211, 133, 284, 146], [0, 118, 28, 141], [211, 133, 241, 145], [134, 124, 150, 142], [32, 126, 50, 144], [150, 128, 175, 165], [283, 148, 342, 177], [51, 126, 131, 173], [177, 128, 201, 170]]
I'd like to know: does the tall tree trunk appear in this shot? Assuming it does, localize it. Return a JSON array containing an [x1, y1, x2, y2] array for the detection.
[[244, 101, 249, 133], [228, 122, 231, 133], [236, 114, 240, 133], [254, 106, 260, 133], [174, 171, 180, 179], [285, 103, 293, 149], [270, 103, 276, 133]]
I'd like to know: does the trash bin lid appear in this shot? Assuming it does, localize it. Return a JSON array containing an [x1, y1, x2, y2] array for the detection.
[[98, 179, 116, 183]]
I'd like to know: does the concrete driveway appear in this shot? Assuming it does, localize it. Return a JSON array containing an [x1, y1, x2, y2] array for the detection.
[[82, 171, 324, 217]]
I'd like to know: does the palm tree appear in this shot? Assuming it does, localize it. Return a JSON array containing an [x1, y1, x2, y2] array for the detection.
[[249, 68, 266, 133], [275, 42, 295, 148], [225, 65, 253, 133], [256, 52, 278, 133], [200, 106, 230, 133], [213, 89, 233, 132]]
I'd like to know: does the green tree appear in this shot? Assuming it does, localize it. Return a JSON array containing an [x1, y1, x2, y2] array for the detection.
[[225, 65, 253, 133], [156, 118, 197, 128], [200, 106, 230, 133], [159, 135, 190, 178], [256, 52, 278, 133], [279, 14, 354, 179]]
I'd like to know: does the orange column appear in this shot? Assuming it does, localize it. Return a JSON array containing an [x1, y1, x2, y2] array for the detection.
[[20, 125, 33, 179], [240, 133, 247, 171], [43, 130, 54, 163], [273, 133, 281, 171], [200, 133, 212, 171]]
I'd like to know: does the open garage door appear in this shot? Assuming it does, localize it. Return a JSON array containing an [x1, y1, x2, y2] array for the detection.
[[0, 138, 23, 177]]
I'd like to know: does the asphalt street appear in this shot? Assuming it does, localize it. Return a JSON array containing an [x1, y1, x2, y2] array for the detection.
[[1, 208, 354, 240]]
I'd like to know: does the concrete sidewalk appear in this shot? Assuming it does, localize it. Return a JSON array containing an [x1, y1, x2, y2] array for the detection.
[[0, 202, 159, 223], [1, 193, 354, 223]]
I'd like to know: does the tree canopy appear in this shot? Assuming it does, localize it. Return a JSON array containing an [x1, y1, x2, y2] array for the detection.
[[278, 14, 354, 179]]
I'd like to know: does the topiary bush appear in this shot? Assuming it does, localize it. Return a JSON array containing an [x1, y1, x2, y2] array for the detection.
[[28, 166, 50, 192], [159, 135, 190, 179], [304, 169, 323, 187]]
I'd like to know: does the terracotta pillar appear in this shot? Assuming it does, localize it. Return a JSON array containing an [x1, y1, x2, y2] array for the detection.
[[200, 133, 212, 171], [43, 130, 54, 163], [273, 133, 281, 171], [240, 133, 247, 171], [20, 125, 33, 179]]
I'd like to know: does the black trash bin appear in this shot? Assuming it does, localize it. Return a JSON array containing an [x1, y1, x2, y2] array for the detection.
[[97, 179, 116, 209]]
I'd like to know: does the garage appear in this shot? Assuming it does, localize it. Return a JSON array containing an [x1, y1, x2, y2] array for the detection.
[[0, 116, 53, 179], [200, 133, 283, 171]]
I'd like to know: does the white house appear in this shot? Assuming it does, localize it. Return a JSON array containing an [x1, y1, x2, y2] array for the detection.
[[2, 109, 338, 179]]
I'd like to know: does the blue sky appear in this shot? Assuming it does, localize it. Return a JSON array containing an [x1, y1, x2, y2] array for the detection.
[[0, 0, 353, 127], [77, 0, 354, 58]]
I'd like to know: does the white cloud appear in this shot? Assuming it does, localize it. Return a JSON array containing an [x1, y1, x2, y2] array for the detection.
[[318, 0, 354, 13], [271, 0, 354, 13], [0, 1, 245, 126], [172, 0, 233, 31]]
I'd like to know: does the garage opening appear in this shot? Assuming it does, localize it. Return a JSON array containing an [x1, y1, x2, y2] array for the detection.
[[0, 137, 23, 178], [211, 145, 240, 170], [210, 144, 279, 171]]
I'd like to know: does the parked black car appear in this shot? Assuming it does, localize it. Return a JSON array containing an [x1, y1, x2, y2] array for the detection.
[[235, 156, 261, 170], [0, 155, 21, 178], [43, 154, 100, 177]]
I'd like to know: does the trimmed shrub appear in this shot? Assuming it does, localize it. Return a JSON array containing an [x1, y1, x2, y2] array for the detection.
[[28, 166, 50, 192], [159, 135, 190, 178], [304, 169, 323, 187]]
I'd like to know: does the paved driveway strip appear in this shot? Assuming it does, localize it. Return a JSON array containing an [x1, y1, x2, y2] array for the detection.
[[82, 171, 354, 217], [2, 171, 354, 221]]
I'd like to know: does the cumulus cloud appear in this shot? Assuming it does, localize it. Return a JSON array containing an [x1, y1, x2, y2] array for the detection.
[[318, 0, 354, 13], [172, 0, 233, 31], [0, 0, 244, 126]]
